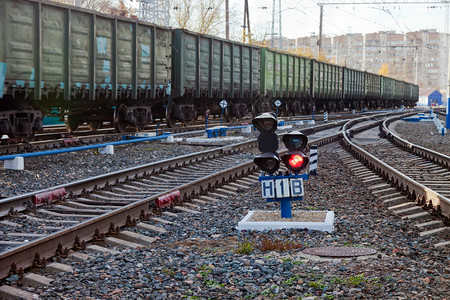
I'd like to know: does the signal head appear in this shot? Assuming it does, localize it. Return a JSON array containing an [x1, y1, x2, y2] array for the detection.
[[281, 151, 309, 173], [254, 152, 280, 174], [252, 112, 277, 133], [282, 131, 308, 151]]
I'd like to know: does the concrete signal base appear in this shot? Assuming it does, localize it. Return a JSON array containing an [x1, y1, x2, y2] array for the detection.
[[238, 210, 334, 232]]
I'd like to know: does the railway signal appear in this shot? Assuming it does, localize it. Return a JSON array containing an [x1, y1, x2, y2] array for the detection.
[[252, 112, 279, 174], [252, 119, 312, 218], [281, 131, 309, 174]]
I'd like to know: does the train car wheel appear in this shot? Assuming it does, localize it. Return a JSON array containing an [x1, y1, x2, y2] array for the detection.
[[65, 115, 79, 133], [88, 121, 101, 131], [23, 133, 35, 143], [114, 104, 128, 133], [136, 124, 146, 131]]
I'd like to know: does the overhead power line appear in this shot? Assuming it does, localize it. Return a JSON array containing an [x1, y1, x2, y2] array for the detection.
[[318, 0, 450, 4]]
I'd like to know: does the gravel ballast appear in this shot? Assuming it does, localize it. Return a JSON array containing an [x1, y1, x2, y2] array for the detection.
[[8, 142, 448, 299], [392, 120, 450, 156], [0, 143, 211, 198]]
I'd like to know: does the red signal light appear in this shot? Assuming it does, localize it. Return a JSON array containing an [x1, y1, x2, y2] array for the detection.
[[281, 151, 309, 173], [288, 154, 304, 169]]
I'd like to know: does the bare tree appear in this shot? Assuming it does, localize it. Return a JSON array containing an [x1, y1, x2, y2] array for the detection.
[[196, 0, 224, 35], [110, 0, 137, 18], [172, 0, 193, 29], [48, 0, 136, 18], [80, 0, 116, 14]]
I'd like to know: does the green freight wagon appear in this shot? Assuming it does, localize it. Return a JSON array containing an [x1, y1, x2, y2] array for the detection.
[[259, 48, 312, 115], [311, 60, 343, 112], [171, 29, 260, 124], [410, 84, 419, 107], [343, 67, 364, 110], [380, 76, 395, 107], [364, 72, 381, 109], [393, 79, 403, 106], [0, 0, 172, 139]]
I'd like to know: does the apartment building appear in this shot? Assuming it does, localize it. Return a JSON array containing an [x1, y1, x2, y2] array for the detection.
[[278, 29, 449, 91]]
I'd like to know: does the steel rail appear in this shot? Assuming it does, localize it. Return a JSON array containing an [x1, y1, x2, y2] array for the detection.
[[0, 120, 348, 218], [341, 116, 450, 222], [0, 129, 343, 279], [382, 116, 450, 169], [0, 113, 400, 279]]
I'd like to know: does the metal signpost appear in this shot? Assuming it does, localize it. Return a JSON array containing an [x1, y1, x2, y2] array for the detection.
[[205, 109, 210, 129], [253, 113, 311, 219], [220, 99, 228, 126], [447, 97, 450, 129], [274, 99, 281, 118]]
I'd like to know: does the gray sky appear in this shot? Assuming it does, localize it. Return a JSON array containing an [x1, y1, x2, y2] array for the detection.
[[231, 0, 449, 39]]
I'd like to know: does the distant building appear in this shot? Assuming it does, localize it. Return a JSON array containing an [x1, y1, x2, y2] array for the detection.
[[428, 90, 442, 106], [284, 29, 449, 91]]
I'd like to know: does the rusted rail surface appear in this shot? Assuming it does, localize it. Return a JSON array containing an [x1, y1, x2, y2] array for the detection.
[[0, 120, 348, 279], [382, 116, 450, 169], [0, 113, 399, 280], [342, 115, 450, 223]]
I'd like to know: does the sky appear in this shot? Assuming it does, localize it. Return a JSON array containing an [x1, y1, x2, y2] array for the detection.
[[228, 0, 449, 39], [128, 0, 449, 40]]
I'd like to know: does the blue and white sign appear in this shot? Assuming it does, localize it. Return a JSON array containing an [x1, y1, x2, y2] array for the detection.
[[274, 99, 282, 107], [261, 179, 275, 199], [290, 178, 304, 197], [259, 173, 308, 219], [220, 99, 228, 108], [275, 178, 290, 198], [260, 177, 304, 198]]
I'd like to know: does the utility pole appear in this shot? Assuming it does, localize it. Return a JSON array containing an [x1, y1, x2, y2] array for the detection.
[[318, 4, 323, 53], [279, 0, 282, 49], [243, 0, 251, 43], [271, 0, 275, 48], [226, 0, 229, 40], [446, 3, 450, 128]]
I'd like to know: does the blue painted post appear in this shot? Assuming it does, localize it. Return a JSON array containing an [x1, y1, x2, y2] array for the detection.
[[446, 97, 450, 129], [276, 106, 278, 118], [280, 199, 292, 218], [155, 122, 161, 135], [205, 115, 208, 130], [220, 106, 224, 126]]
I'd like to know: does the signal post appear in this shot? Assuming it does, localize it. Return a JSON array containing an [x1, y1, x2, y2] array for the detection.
[[252, 113, 310, 218], [238, 113, 334, 232]]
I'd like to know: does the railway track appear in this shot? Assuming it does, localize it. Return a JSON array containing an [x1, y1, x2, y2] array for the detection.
[[0, 111, 375, 156], [0, 116, 355, 283], [340, 114, 450, 249], [5, 111, 441, 299]]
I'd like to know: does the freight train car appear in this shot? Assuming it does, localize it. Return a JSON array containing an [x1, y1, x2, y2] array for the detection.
[[343, 67, 365, 111], [258, 48, 312, 116], [170, 29, 260, 125], [0, 0, 172, 140], [364, 72, 381, 109], [311, 59, 343, 113], [0, 0, 419, 141]]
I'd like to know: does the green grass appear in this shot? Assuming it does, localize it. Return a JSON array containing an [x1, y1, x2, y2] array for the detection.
[[308, 279, 325, 290], [237, 238, 254, 255]]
